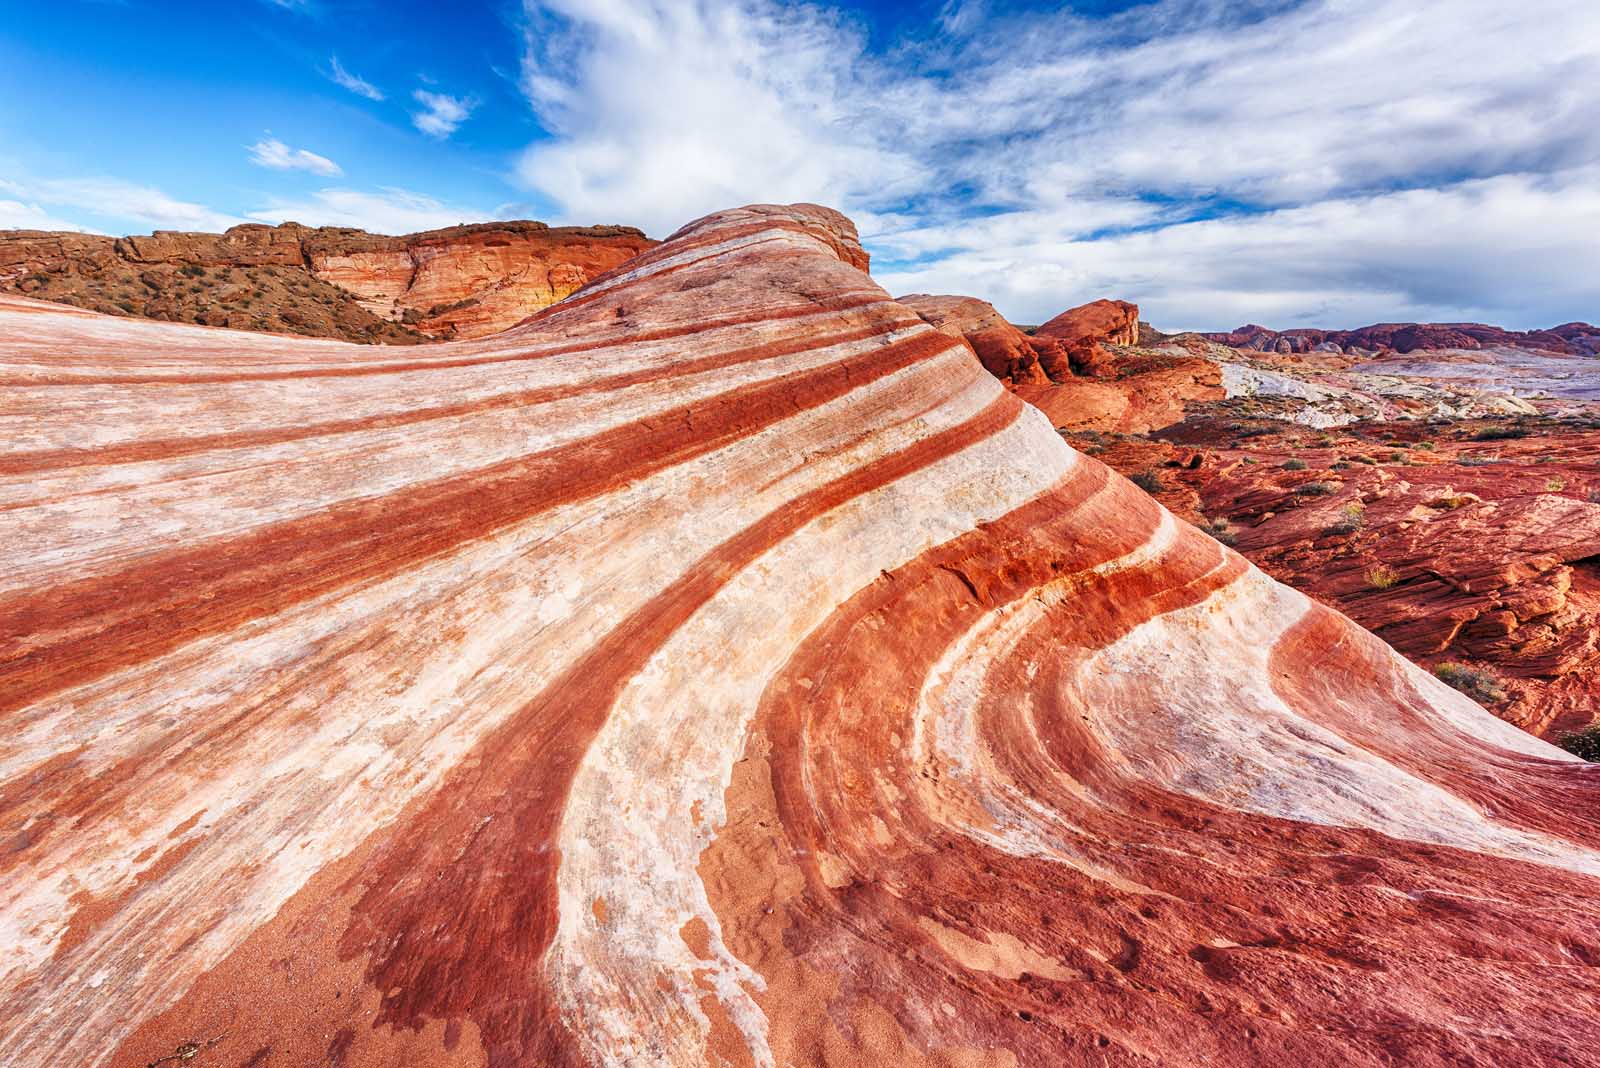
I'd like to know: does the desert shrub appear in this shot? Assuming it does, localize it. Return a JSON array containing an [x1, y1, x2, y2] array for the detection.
[[1326, 502, 1366, 535], [1282, 457, 1308, 471], [1545, 477, 1567, 492], [1130, 470, 1164, 493], [1349, 454, 1377, 465], [426, 297, 482, 316], [1434, 662, 1508, 704], [1296, 481, 1337, 496], [1388, 450, 1408, 463], [1557, 725, 1600, 762], [1473, 424, 1529, 441], [1460, 455, 1499, 467], [179, 264, 206, 278], [1200, 515, 1237, 547], [1329, 460, 1352, 471], [1366, 564, 1400, 589], [1416, 441, 1436, 451]]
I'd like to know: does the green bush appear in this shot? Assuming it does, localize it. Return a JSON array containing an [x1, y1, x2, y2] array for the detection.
[[1326, 502, 1366, 535], [1557, 725, 1600, 762], [1200, 516, 1237, 547], [1282, 457, 1308, 471], [1473, 424, 1529, 441], [1296, 481, 1337, 496], [1434, 662, 1508, 705], [1366, 564, 1400, 589]]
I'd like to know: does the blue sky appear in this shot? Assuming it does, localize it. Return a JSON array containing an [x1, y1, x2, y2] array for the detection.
[[3, 0, 1599, 331]]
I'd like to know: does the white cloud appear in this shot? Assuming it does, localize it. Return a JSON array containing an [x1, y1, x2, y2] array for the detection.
[[246, 187, 486, 234], [411, 90, 476, 139], [7, 176, 246, 232], [0, 198, 101, 233], [248, 138, 343, 178], [329, 56, 384, 101], [516, 0, 917, 236], [876, 167, 1600, 332], [514, 0, 1600, 328]]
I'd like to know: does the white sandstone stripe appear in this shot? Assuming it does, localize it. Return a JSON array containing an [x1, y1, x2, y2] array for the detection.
[[548, 398, 1075, 1068]]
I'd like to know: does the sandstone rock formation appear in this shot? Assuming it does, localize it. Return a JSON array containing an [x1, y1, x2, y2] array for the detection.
[[898, 293, 1062, 383], [1206, 320, 1600, 356], [902, 293, 1223, 434], [1082, 414, 1600, 738], [0, 220, 654, 343], [1035, 297, 1142, 348], [3, 205, 1598, 1068]]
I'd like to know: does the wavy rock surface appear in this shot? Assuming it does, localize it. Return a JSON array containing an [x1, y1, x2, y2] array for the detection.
[[2, 204, 1598, 1068], [1104, 416, 1600, 739]]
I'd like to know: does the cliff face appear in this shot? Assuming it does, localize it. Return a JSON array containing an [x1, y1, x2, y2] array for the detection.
[[3, 204, 1597, 1068], [0, 220, 655, 342]]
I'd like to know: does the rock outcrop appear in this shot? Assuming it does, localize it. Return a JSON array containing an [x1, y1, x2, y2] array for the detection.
[[1207, 320, 1600, 356], [902, 293, 1223, 434], [1081, 414, 1600, 739], [1035, 297, 1142, 348], [0, 220, 654, 342], [3, 205, 1598, 1068]]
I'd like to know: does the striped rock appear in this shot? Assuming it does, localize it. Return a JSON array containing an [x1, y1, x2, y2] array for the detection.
[[1, 203, 1597, 1068]]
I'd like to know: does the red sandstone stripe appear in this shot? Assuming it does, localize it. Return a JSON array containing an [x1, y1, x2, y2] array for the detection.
[[337, 389, 1025, 1067], [0, 330, 963, 714], [0, 293, 894, 387], [523, 222, 849, 318], [0, 320, 898, 477]]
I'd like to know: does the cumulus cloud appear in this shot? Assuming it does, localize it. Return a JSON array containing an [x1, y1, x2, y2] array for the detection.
[[515, 0, 1600, 328], [246, 187, 485, 234], [411, 90, 476, 139], [516, 0, 916, 237], [248, 138, 343, 177], [329, 56, 384, 101]]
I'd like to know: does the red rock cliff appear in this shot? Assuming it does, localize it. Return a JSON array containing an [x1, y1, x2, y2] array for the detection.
[[0, 220, 656, 342]]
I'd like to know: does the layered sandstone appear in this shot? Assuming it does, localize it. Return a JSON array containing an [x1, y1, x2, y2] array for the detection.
[[0, 220, 654, 342], [2, 205, 1597, 1068]]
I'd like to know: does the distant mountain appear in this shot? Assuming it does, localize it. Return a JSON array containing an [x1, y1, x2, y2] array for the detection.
[[1204, 320, 1600, 356]]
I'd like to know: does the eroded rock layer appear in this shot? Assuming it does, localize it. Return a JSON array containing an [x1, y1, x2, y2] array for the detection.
[[2, 204, 1598, 1068]]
